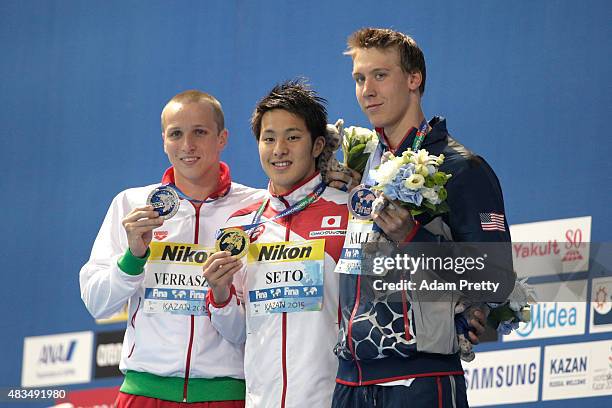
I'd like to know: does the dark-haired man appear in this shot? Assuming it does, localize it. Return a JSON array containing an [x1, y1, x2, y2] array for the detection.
[[204, 81, 349, 407], [331, 28, 515, 407]]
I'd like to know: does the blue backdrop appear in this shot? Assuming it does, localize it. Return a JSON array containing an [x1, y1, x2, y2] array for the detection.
[[1, 1, 610, 406]]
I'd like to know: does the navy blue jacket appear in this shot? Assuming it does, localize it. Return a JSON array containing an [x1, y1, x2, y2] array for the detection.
[[335, 117, 515, 386]]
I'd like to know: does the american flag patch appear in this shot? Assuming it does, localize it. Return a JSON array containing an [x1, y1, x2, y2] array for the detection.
[[480, 212, 506, 231]]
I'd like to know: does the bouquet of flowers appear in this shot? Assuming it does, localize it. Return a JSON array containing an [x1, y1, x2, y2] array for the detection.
[[369, 149, 451, 218], [486, 277, 535, 335], [455, 278, 536, 361], [367, 150, 536, 362], [341, 124, 379, 176]]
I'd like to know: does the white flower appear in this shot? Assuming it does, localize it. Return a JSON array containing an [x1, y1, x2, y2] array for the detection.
[[404, 173, 425, 190], [414, 149, 431, 165], [364, 138, 378, 154], [415, 164, 429, 177], [436, 154, 445, 166], [421, 187, 441, 204], [371, 158, 403, 185], [345, 126, 377, 144]]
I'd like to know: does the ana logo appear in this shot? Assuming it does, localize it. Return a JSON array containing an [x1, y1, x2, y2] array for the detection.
[[517, 302, 577, 337], [321, 216, 341, 228], [38, 340, 76, 365], [154, 231, 169, 240]]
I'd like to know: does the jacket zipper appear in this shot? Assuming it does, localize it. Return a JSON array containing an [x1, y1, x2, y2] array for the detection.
[[182, 203, 201, 402], [280, 198, 291, 408], [347, 275, 363, 384], [401, 289, 412, 341]]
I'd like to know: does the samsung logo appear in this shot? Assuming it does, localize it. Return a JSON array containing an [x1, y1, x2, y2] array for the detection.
[[465, 363, 538, 390]]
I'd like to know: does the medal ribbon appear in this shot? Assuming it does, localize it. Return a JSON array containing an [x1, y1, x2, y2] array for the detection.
[[242, 181, 327, 233], [362, 119, 429, 186], [166, 183, 231, 204], [411, 118, 429, 152]]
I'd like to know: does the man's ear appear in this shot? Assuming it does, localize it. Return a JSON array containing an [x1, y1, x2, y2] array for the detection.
[[162, 132, 167, 154], [218, 128, 229, 150], [312, 135, 326, 158], [407, 70, 422, 92]]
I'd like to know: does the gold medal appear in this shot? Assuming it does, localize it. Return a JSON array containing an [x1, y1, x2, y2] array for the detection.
[[215, 227, 249, 258]]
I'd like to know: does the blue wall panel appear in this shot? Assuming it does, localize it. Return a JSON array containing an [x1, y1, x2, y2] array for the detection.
[[1, 1, 610, 406]]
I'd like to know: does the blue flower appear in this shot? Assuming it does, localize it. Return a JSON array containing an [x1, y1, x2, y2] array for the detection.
[[401, 163, 416, 179], [497, 320, 520, 336], [398, 187, 423, 205]]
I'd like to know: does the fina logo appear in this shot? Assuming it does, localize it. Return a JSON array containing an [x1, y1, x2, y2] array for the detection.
[[516, 302, 577, 337], [38, 340, 77, 365]]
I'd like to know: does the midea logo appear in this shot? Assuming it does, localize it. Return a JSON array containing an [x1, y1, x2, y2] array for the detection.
[[517, 303, 577, 336]]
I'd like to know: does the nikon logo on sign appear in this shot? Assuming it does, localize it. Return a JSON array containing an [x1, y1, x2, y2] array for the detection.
[[249, 240, 324, 263], [148, 242, 212, 266], [257, 244, 312, 262]]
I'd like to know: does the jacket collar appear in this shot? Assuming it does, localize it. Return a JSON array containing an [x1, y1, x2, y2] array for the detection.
[[267, 172, 322, 210], [376, 116, 448, 155], [161, 161, 232, 201]]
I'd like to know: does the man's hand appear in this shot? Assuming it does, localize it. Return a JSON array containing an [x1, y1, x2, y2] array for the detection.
[[372, 199, 416, 242], [203, 251, 243, 304], [327, 168, 362, 191], [122, 206, 164, 258], [467, 308, 487, 344]]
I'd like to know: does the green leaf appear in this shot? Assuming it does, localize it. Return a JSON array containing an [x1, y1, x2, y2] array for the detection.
[[438, 187, 448, 201], [423, 201, 436, 211], [348, 143, 366, 157]]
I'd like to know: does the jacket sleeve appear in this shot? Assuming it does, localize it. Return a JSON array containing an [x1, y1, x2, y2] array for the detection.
[[206, 264, 247, 345], [79, 192, 146, 319], [410, 156, 516, 300]]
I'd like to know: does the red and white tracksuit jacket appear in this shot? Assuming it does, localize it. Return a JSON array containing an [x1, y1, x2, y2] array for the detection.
[[207, 174, 349, 408], [80, 163, 265, 402]]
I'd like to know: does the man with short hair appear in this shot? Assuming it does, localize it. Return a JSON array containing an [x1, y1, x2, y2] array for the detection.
[[204, 81, 349, 407], [332, 28, 514, 407], [80, 90, 265, 407]]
